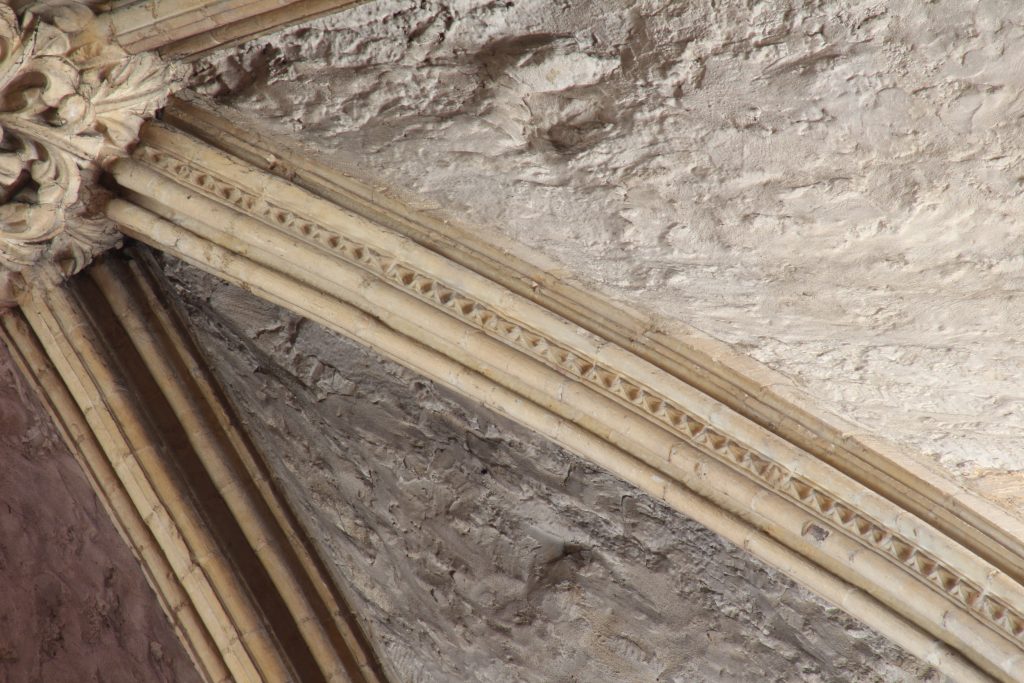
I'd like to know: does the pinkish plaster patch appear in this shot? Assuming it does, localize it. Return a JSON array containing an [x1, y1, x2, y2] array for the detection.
[[0, 341, 200, 683]]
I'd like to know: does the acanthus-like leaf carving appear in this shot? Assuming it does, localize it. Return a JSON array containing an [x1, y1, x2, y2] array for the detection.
[[0, 1, 181, 303]]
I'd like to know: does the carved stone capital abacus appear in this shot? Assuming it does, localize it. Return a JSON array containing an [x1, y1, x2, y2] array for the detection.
[[0, 1, 181, 304]]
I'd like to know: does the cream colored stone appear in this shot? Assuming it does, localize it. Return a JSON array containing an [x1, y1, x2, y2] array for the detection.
[[103, 108, 1024, 681], [0, 309, 231, 683], [1, 248, 388, 683], [4, 2, 1024, 681], [18, 285, 280, 683], [88, 251, 384, 683], [100, 0, 364, 58], [0, 1, 180, 303]]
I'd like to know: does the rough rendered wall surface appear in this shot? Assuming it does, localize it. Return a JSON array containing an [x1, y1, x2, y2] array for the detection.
[[193, 0, 1024, 506], [0, 344, 201, 683], [161, 255, 945, 683]]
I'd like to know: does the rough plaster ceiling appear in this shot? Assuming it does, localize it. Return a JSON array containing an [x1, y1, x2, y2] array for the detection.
[[193, 0, 1024, 508], [0, 345, 200, 683], [160, 253, 945, 683]]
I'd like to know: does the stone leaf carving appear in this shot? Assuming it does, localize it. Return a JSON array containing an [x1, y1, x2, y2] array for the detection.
[[0, 1, 180, 303]]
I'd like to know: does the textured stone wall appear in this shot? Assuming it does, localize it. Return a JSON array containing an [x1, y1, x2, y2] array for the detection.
[[0, 341, 200, 683], [193, 0, 1024, 508], [161, 254, 945, 683]]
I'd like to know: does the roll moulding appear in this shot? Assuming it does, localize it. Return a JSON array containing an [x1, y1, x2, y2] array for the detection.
[[163, 97, 1024, 595], [106, 196, 990, 682], [0, 0, 1015, 677], [0, 310, 232, 683], [106, 159, 1020, 675], [17, 286, 280, 682], [1, 250, 390, 683], [86, 254, 379, 683], [99, 116, 1024, 681], [120, 123, 1024, 607]]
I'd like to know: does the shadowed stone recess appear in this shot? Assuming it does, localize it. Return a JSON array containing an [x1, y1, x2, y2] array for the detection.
[[0, 340, 202, 683], [159, 253, 946, 683]]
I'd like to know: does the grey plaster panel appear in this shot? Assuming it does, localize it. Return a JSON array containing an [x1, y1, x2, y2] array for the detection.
[[161, 254, 945, 683]]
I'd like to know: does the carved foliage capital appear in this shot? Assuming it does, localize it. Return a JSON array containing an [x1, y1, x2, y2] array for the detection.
[[0, 1, 181, 303]]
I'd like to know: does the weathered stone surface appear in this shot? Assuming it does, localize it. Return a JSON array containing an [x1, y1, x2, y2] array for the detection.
[[192, 0, 1024, 505], [0, 339, 201, 683], [161, 254, 946, 683]]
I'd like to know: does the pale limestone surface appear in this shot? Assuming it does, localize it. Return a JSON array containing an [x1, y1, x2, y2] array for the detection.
[[162, 255, 945, 683], [193, 0, 1024, 496]]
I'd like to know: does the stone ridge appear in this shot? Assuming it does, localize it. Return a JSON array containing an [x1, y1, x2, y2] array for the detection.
[[191, 0, 1024, 490], [160, 253, 947, 683], [136, 138, 1024, 654], [0, 338, 201, 683]]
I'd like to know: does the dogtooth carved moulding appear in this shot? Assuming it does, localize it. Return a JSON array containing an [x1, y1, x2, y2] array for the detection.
[[133, 141, 1024, 653]]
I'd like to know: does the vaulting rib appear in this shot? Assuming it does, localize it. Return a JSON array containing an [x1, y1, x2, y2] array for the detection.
[[0, 1, 391, 680], [0, 307, 231, 682], [97, 0, 367, 59], [0, 0, 364, 302], [96, 99, 1024, 682], [2, 248, 388, 683], [1, 0, 1023, 680]]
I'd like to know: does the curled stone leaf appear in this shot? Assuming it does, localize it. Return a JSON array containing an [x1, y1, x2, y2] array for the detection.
[[0, 1, 181, 305]]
